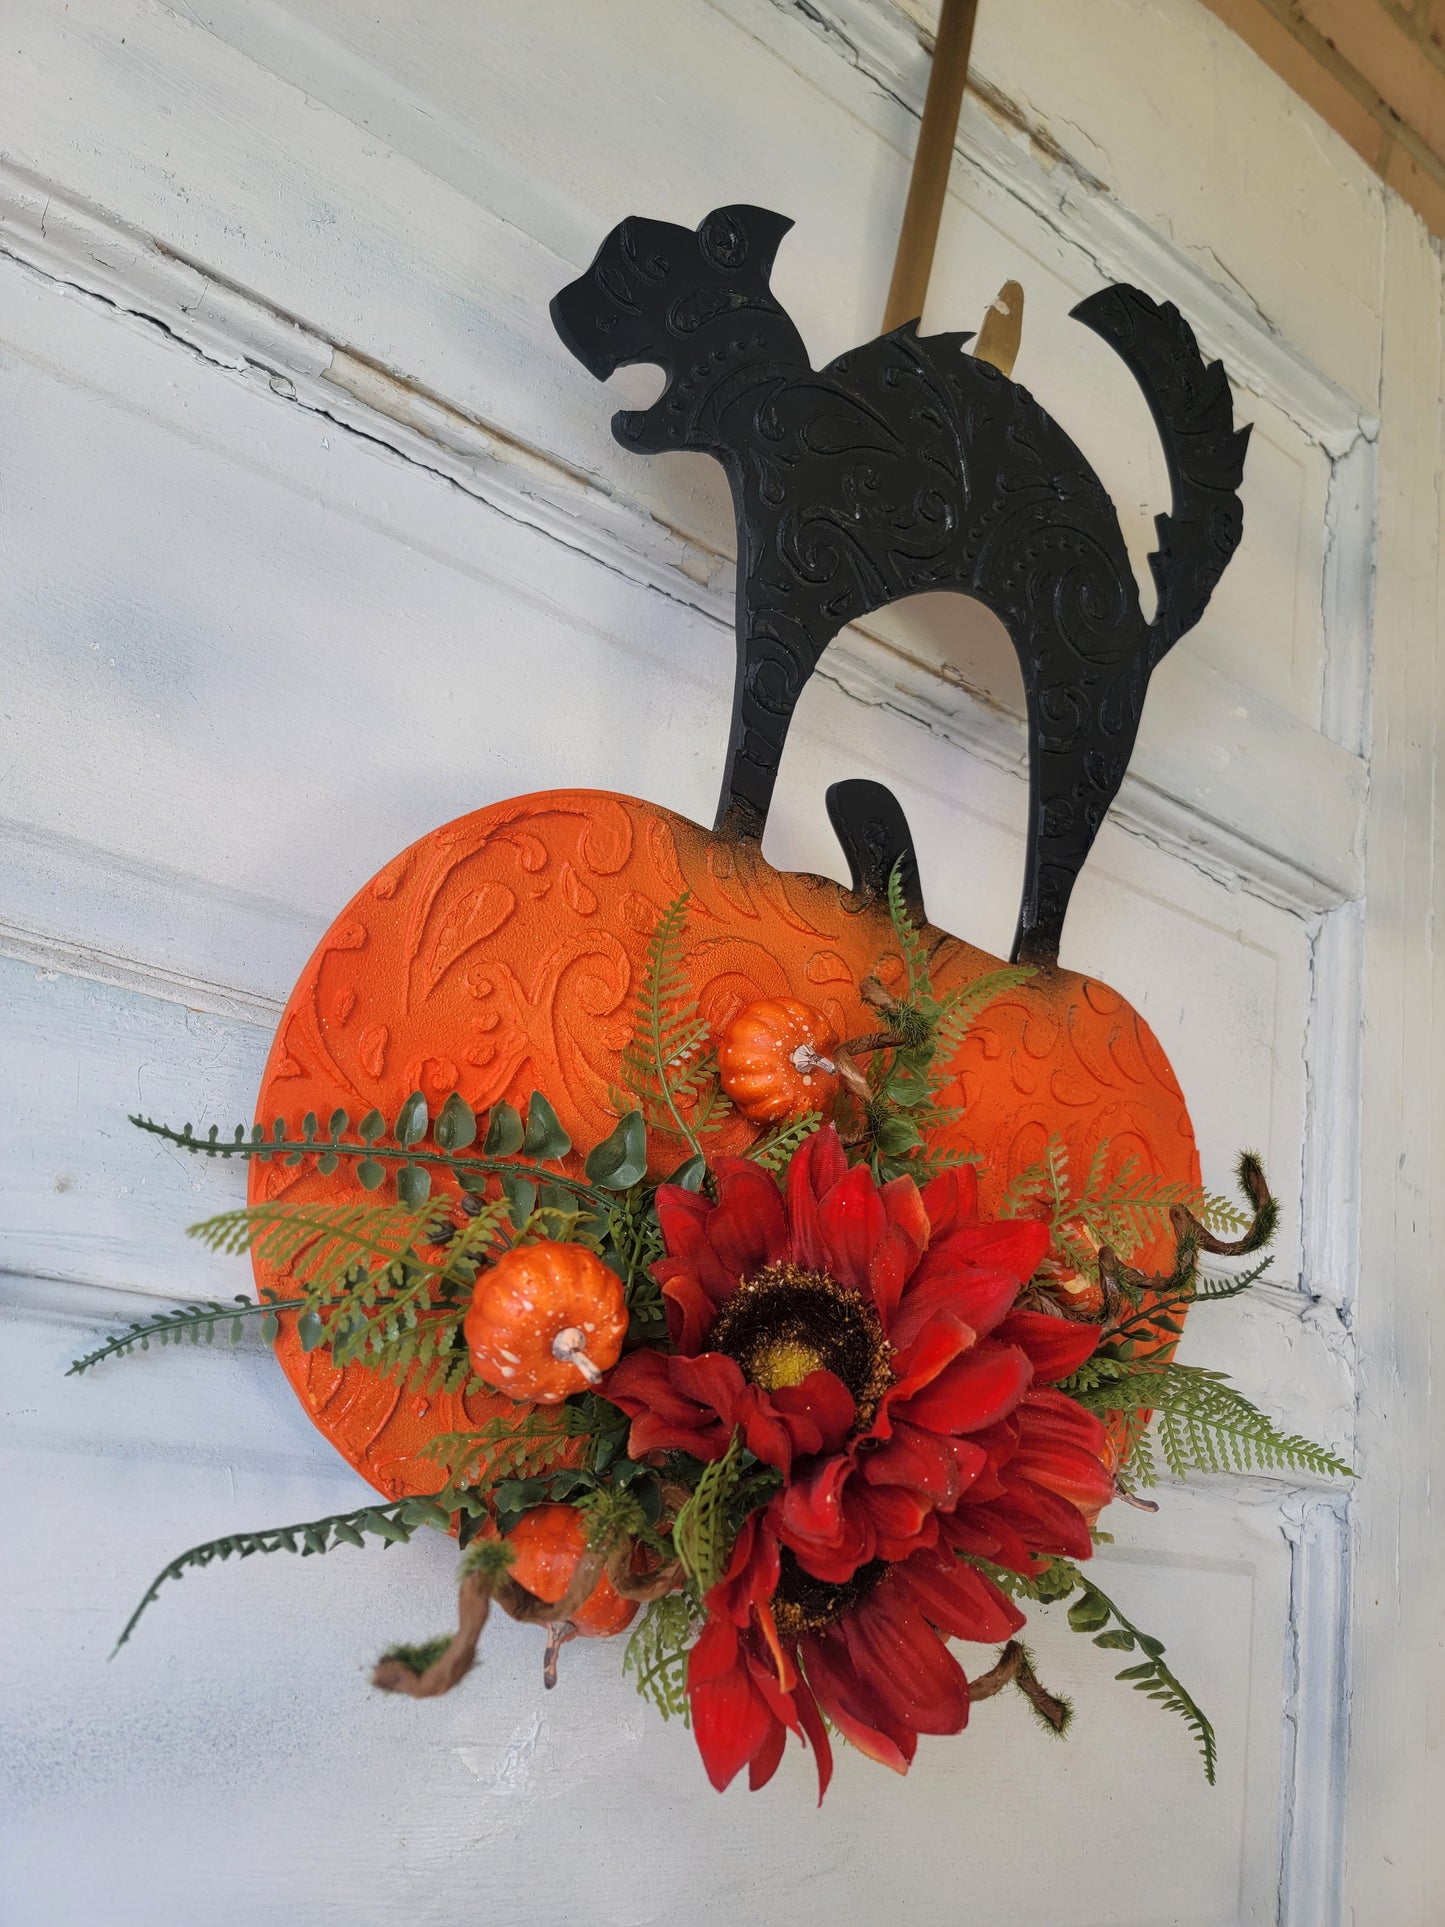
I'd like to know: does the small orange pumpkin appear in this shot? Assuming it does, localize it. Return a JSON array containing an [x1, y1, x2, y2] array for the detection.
[[506, 1503, 637, 1637], [464, 1241, 627, 1403], [718, 997, 841, 1123]]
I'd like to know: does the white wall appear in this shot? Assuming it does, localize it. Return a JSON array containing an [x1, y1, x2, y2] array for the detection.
[[1, 2, 1441, 1921]]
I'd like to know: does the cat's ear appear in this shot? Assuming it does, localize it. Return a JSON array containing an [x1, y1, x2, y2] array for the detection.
[[696, 206, 794, 284]]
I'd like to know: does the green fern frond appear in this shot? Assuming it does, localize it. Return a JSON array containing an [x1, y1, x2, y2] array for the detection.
[[1192, 1255, 1273, 1301], [1061, 1570, 1218, 1783], [186, 1199, 430, 1295], [1000, 1158, 1051, 1218], [618, 891, 731, 1156], [417, 1405, 592, 1489], [1068, 1359, 1352, 1480], [113, 1491, 466, 1654], [932, 966, 1036, 1066], [885, 862, 931, 1006], [131, 1093, 599, 1213], [747, 1112, 822, 1172], [1000, 1137, 1250, 1262], [66, 1295, 304, 1374], [623, 1592, 698, 1723], [982, 1555, 1216, 1782], [673, 1433, 746, 1599]]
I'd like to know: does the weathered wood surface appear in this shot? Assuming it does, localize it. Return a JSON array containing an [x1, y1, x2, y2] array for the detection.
[[1, 0, 1439, 1920]]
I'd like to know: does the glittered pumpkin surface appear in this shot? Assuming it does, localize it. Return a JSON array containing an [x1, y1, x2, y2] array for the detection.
[[251, 789, 1199, 1497]]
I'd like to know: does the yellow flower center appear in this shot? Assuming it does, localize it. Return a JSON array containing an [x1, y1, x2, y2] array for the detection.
[[749, 1336, 826, 1392], [708, 1263, 891, 1430]]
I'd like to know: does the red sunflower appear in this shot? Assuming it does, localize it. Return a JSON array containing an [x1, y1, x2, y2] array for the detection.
[[604, 1128, 1110, 1587], [686, 1501, 1030, 1798]]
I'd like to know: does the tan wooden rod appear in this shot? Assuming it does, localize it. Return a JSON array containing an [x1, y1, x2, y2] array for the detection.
[[882, 0, 978, 333]]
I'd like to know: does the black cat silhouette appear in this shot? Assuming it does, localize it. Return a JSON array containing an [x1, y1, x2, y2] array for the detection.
[[552, 205, 1249, 963]]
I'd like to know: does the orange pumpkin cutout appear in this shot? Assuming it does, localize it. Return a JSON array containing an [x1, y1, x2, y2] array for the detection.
[[253, 207, 1247, 1501], [250, 788, 1199, 1500]]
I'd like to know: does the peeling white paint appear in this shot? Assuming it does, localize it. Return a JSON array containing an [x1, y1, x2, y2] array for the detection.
[[0, 1, 1440, 1921]]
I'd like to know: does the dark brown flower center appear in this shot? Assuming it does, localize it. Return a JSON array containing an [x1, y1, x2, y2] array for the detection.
[[772, 1548, 889, 1635], [709, 1262, 891, 1430]]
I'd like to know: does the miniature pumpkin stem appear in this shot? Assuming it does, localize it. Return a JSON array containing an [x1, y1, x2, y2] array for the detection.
[[790, 1043, 838, 1077], [551, 1325, 603, 1385], [542, 1620, 578, 1688], [1113, 1476, 1160, 1513]]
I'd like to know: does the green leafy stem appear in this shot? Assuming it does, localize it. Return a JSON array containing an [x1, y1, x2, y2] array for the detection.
[[983, 1555, 1217, 1783], [129, 1087, 648, 1215], [113, 1489, 477, 1655], [67, 1294, 305, 1376], [1061, 1566, 1219, 1784]]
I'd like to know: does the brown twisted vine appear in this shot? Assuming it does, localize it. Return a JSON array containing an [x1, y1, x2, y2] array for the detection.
[[968, 1640, 1071, 1733], [1096, 1151, 1277, 1333]]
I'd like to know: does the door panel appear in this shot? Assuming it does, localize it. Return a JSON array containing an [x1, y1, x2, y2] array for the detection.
[[2, 1, 1438, 1920]]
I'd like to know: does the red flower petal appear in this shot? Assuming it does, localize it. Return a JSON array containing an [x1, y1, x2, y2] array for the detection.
[[921, 1164, 980, 1238], [688, 1616, 777, 1792], [893, 1340, 1032, 1435], [884, 1315, 976, 1411], [939, 1505, 1038, 1575], [706, 1159, 790, 1281], [604, 1349, 742, 1461], [770, 1372, 856, 1458], [880, 1174, 931, 1260], [669, 1350, 748, 1415], [986, 1479, 1096, 1561], [890, 1548, 1026, 1644], [779, 1457, 874, 1581], [793, 1674, 835, 1805], [785, 1127, 849, 1268], [816, 1163, 888, 1297], [800, 1627, 914, 1774], [867, 1223, 919, 1329], [778, 1451, 850, 1544], [653, 1260, 717, 1354], [655, 1186, 735, 1300], [1018, 1386, 1111, 1455], [1009, 1437, 1115, 1509], [889, 1268, 1016, 1357], [861, 1423, 987, 1506], [850, 1480, 939, 1563], [840, 1585, 969, 1737], [747, 1717, 787, 1791], [993, 1310, 1101, 1382], [707, 1509, 781, 1628]]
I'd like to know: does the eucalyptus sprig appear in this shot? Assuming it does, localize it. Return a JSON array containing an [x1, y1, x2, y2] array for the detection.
[[130, 1089, 625, 1214]]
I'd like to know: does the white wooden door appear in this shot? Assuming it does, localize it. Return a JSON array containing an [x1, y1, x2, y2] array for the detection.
[[2, 2, 1441, 1921]]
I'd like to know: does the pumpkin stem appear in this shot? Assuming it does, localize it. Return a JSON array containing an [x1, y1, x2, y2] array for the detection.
[[542, 1620, 578, 1688], [790, 1043, 838, 1077], [552, 1326, 603, 1385], [1112, 1475, 1160, 1513]]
